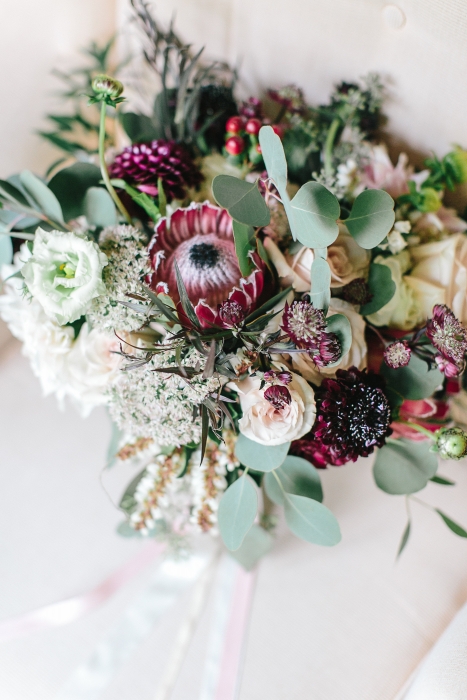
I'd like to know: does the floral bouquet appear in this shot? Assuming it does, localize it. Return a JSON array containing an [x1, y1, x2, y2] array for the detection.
[[2, 0, 467, 563]]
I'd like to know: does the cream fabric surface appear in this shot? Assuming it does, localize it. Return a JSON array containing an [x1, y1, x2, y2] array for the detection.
[[2, 347, 467, 700]]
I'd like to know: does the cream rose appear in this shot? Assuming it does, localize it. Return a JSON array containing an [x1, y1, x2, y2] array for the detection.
[[235, 371, 316, 446], [22, 228, 108, 325], [406, 233, 467, 323], [291, 298, 367, 384], [366, 251, 424, 330]]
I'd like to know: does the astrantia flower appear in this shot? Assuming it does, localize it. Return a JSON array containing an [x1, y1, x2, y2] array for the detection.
[[263, 384, 292, 410], [281, 300, 327, 349], [383, 340, 412, 369], [22, 228, 107, 325], [426, 304, 467, 374], [109, 140, 203, 202], [304, 367, 392, 467], [313, 333, 341, 368], [148, 202, 265, 327]]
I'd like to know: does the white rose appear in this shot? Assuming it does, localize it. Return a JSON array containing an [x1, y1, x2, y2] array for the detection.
[[291, 298, 367, 384], [22, 227, 108, 324], [235, 371, 316, 446], [406, 233, 467, 323], [366, 251, 424, 330]]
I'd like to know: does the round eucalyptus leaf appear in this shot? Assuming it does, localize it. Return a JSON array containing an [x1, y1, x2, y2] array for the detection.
[[373, 440, 438, 495], [264, 456, 323, 506], [0, 235, 13, 267], [259, 125, 288, 192], [345, 190, 395, 249], [360, 263, 396, 315], [324, 313, 352, 368], [234, 433, 290, 472], [309, 257, 331, 312], [212, 175, 270, 227], [284, 494, 341, 546], [218, 475, 258, 551], [84, 187, 118, 228], [48, 163, 102, 221], [380, 354, 443, 400], [291, 182, 340, 248]]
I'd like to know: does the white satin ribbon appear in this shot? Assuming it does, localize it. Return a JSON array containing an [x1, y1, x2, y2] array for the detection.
[[55, 552, 212, 700]]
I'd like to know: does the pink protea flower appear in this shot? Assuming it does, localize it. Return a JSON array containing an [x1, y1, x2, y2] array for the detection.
[[148, 202, 265, 327]]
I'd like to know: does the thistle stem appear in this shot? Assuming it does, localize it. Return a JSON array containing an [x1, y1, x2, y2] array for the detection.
[[98, 102, 131, 223]]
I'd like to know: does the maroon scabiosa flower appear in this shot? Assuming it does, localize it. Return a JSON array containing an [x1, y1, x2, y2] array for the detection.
[[148, 202, 265, 327], [281, 300, 327, 350], [426, 304, 467, 375], [296, 367, 392, 467], [109, 140, 203, 203], [383, 340, 412, 369]]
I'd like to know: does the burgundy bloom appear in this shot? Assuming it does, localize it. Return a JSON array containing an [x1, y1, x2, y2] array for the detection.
[[267, 85, 306, 114], [281, 300, 327, 350], [290, 437, 329, 469], [239, 97, 263, 120], [264, 370, 292, 385], [313, 332, 341, 368], [383, 340, 412, 369], [426, 304, 467, 374], [302, 367, 392, 467], [435, 354, 460, 378], [109, 140, 203, 203], [264, 384, 292, 410], [148, 203, 265, 327]]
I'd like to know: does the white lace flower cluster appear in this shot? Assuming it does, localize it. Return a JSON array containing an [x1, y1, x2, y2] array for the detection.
[[88, 224, 151, 332], [107, 346, 223, 446]]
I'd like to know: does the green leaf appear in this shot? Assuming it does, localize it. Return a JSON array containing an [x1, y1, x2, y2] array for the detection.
[[380, 354, 443, 400], [264, 456, 323, 506], [120, 111, 161, 142], [48, 163, 102, 221], [309, 257, 331, 312], [229, 524, 274, 570], [245, 286, 292, 325], [234, 433, 290, 472], [218, 475, 258, 551], [0, 178, 32, 207], [212, 175, 270, 227], [436, 510, 467, 538], [174, 259, 200, 327], [325, 313, 352, 367], [232, 221, 255, 277], [373, 439, 438, 495], [290, 182, 340, 248], [283, 493, 341, 546], [259, 125, 288, 192], [84, 187, 118, 227], [360, 263, 396, 315], [19, 170, 64, 224], [430, 475, 456, 486], [397, 520, 411, 558], [119, 468, 146, 514], [345, 190, 395, 249], [0, 235, 13, 266], [111, 179, 160, 221]]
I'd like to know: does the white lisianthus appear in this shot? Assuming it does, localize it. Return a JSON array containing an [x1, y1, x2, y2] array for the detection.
[[235, 371, 316, 446], [22, 228, 108, 325], [292, 299, 367, 384]]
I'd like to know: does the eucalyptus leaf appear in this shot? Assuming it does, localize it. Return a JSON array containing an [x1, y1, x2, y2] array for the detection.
[[290, 182, 340, 248], [373, 439, 438, 495], [284, 493, 341, 546], [19, 170, 64, 224], [259, 125, 288, 192], [234, 433, 290, 472], [120, 111, 161, 142], [325, 313, 352, 367], [84, 187, 118, 227], [345, 190, 395, 249], [218, 475, 258, 551], [430, 475, 455, 486], [48, 163, 102, 221], [0, 235, 13, 266], [436, 510, 467, 538], [212, 175, 270, 227], [229, 524, 274, 570], [309, 257, 331, 312], [232, 221, 255, 276], [380, 354, 443, 400], [264, 456, 323, 506], [397, 520, 411, 558], [360, 263, 396, 315]]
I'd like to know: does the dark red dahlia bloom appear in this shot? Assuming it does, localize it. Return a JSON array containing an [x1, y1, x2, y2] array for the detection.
[[294, 366, 392, 468], [290, 436, 330, 469], [426, 304, 467, 375], [109, 140, 203, 202], [281, 300, 327, 350], [148, 203, 265, 327]]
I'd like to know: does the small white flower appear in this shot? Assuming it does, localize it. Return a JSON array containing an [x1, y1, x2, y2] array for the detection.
[[22, 228, 108, 324]]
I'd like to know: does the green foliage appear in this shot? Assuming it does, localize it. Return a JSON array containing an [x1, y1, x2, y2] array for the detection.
[[119, 468, 146, 514], [106, 418, 123, 468], [212, 175, 270, 227], [84, 187, 118, 227], [430, 475, 455, 486], [283, 493, 341, 546], [218, 475, 258, 551], [111, 178, 161, 221], [229, 524, 274, 570], [309, 257, 331, 312], [19, 170, 64, 225], [373, 439, 438, 495], [396, 520, 411, 558], [234, 433, 290, 472], [290, 182, 340, 248], [380, 354, 444, 401], [120, 112, 161, 142], [48, 163, 102, 221], [436, 510, 467, 538], [0, 235, 13, 266], [259, 125, 288, 192], [325, 313, 352, 367], [264, 456, 323, 506], [360, 263, 396, 315], [345, 190, 395, 248], [232, 221, 255, 277]]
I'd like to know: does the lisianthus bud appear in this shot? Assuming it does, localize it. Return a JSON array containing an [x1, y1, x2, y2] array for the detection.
[[419, 187, 442, 213], [92, 74, 124, 99], [444, 149, 467, 184], [434, 427, 467, 460]]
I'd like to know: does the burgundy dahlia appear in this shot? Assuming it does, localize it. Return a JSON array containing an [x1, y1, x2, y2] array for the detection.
[[109, 140, 203, 202], [148, 203, 265, 326], [294, 367, 392, 467], [426, 304, 467, 375]]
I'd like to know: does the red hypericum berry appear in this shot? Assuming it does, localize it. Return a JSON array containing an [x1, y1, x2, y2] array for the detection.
[[245, 118, 262, 136], [226, 116, 245, 134], [256, 144, 262, 154], [272, 124, 284, 138], [225, 135, 245, 156]]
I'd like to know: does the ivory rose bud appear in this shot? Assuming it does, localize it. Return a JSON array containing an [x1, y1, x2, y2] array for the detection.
[[291, 298, 367, 384], [235, 371, 316, 446], [22, 228, 108, 325]]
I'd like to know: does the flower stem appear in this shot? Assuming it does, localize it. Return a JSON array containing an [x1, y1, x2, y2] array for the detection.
[[98, 102, 131, 224], [324, 118, 341, 177], [397, 421, 436, 440]]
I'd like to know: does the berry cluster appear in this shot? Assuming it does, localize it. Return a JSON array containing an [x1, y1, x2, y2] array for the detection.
[[224, 115, 284, 165]]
